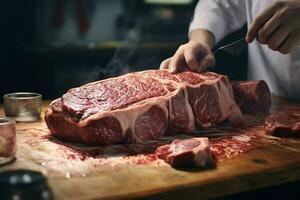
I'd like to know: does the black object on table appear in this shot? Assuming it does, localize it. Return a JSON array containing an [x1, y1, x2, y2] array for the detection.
[[0, 170, 53, 200]]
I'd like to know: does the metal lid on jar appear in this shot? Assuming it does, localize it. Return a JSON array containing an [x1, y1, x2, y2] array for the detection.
[[0, 117, 15, 125], [3, 92, 42, 122]]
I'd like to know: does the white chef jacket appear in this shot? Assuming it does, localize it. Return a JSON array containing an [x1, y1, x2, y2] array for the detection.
[[189, 0, 300, 101]]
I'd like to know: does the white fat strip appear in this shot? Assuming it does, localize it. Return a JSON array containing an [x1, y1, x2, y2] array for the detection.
[[141, 71, 195, 131], [199, 93, 207, 116], [194, 91, 213, 128], [168, 138, 211, 167], [193, 137, 212, 167], [81, 93, 173, 138], [183, 87, 195, 131], [213, 81, 230, 122], [168, 142, 179, 153], [141, 70, 242, 127], [79, 87, 175, 125], [168, 87, 195, 132], [214, 78, 243, 123], [232, 135, 251, 142]]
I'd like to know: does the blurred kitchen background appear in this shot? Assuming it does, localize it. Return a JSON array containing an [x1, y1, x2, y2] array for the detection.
[[0, 0, 247, 102]]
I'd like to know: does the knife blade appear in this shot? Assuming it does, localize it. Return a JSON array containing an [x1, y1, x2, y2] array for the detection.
[[213, 37, 246, 55]]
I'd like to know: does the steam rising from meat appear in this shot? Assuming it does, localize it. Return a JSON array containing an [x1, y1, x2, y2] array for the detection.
[[106, 29, 142, 77], [86, 24, 162, 82]]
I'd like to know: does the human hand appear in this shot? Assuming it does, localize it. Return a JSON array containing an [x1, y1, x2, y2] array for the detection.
[[160, 41, 215, 73], [246, 0, 300, 54]]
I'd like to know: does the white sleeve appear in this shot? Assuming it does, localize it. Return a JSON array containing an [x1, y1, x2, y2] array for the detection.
[[189, 0, 247, 44]]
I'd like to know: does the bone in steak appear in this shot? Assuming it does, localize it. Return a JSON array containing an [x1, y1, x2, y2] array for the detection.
[[155, 137, 213, 167], [45, 70, 243, 145], [232, 80, 271, 114]]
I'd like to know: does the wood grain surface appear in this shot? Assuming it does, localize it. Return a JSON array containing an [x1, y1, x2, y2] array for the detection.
[[1, 97, 300, 200]]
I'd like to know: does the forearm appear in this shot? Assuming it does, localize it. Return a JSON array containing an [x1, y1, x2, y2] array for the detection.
[[189, 0, 246, 44], [189, 29, 215, 50]]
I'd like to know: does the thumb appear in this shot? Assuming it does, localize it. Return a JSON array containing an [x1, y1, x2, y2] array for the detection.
[[198, 53, 215, 72]]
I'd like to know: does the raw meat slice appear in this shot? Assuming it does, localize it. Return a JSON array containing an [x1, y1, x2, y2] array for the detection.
[[45, 70, 243, 145], [141, 70, 244, 127], [155, 137, 213, 167], [209, 131, 264, 161], [265, 113, 300, 136], [232, 80, 271, 114]]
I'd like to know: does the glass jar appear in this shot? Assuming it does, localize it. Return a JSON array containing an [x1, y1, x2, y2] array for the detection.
[[0, 117, 16, 165], [4, 92, 42, 122]]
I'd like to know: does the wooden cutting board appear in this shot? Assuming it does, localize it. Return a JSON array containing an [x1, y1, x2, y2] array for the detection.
[[1, 97, 300, 200]]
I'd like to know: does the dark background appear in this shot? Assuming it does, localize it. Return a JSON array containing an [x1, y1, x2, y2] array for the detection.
[[0, 0, 247, 103]]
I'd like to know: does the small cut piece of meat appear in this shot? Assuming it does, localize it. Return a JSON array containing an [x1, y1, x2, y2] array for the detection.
[[155, 137, 213, 167], [265, 113, 300, 136]]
